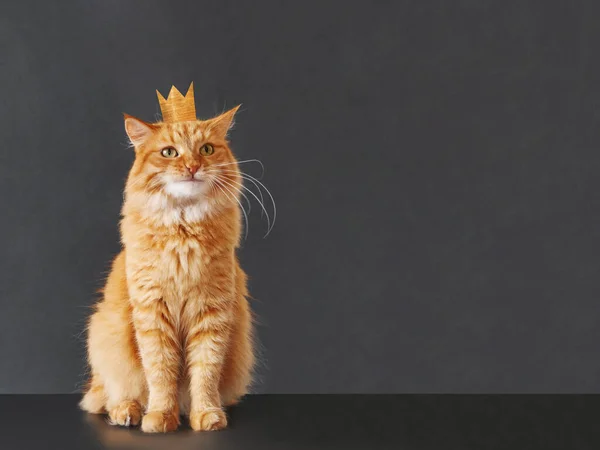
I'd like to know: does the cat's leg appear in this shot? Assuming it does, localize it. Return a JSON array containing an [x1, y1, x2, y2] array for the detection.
[[85, 304, 147, 426], [184, 304, 232, 431], [183, 269, 235, 431], [219, 291, 254, 407], [83, 251, 147, 427], [130, 288, 181, 433]]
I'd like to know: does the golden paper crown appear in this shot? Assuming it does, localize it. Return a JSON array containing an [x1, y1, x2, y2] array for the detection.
[[156, 82, 196, 122]]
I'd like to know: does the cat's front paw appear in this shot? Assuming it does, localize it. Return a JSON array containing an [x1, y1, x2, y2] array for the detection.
[[189, 407, 227, 431], [108, 400, 142, 427], [141, 410, 179, 433]]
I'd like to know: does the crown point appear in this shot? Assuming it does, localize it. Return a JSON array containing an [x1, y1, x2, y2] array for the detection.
[[169, 85, 183, 99], [186, 82, 194, 96]]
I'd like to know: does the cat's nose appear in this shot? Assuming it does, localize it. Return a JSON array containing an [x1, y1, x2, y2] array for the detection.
[[186, 164, 200, 175]]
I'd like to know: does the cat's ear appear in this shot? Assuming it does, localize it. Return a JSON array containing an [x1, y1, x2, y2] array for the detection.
[[124, 114, 155, 147], [207, 105, 241, 138]]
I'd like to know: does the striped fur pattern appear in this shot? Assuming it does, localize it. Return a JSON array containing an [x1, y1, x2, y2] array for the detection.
[[80, 107, 255, 433]]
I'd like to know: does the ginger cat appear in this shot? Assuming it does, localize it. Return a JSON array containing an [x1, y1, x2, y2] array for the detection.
[[80, 105, 254, 433]]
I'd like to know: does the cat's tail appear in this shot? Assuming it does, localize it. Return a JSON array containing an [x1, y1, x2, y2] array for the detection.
[[79, 374, 106, 414]]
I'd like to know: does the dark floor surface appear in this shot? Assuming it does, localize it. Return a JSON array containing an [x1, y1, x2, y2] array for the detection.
[[1, 395, 599, 449]]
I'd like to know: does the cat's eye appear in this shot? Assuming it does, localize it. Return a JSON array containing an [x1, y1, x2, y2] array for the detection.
[[161, 147, 179, 158], [200, 144, 214, 156]]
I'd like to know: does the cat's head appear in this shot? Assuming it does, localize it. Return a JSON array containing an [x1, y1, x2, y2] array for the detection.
[[123, 107, 241, 218]]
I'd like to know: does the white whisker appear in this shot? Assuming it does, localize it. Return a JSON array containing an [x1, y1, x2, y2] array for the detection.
[[216, 170, 266, 219], [213, 178, 249, 240], [217, 169, 276, 235], [210, 159, 265, 177], [214, 176, 252, 214], [212, 175, 272, 237]]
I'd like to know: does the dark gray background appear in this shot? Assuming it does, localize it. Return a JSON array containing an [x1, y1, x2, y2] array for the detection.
[[2, 0, 600, 394]]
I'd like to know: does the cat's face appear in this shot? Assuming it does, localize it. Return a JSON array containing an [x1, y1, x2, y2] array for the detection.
[[123, 107, 241, 215]]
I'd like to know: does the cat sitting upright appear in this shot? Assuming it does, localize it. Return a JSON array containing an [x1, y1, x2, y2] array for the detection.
[[80, 83, 255, 433]]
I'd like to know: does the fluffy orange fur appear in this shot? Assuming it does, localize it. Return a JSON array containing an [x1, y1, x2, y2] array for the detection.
[[80, 107, 254, 433]]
